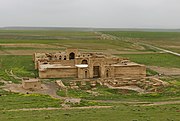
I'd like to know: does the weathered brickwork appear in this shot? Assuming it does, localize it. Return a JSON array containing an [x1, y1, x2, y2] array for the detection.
[[34, 48, 146, 79]]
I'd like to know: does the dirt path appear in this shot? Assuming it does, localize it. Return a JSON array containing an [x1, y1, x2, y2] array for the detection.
[[117, 51, 165, 54], [105, 83, 146, 93], [141, 100, 180, 106], [2, 82, 64, 99], [4, 100, 180, 112], [139, 43, 180, 57], [0, 50, 59, 55], [5, 106, 113, 112], [100, 32, 180, 57], [0, 43, 65, 55], [148, 66, 180, 76], [87, 100, 150, 104], [0, 43, 60, 48], [88, 100, 180, 106]]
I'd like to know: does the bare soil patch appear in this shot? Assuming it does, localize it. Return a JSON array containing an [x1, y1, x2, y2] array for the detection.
[[6, 106, 113, 112], [0, 43, 66, 55], [118, 51, 164, 54], [148, 66, 180, 76], [0, 43, 60, 48], [0, 50, 58, 55], [2, 82, 62, 99], [141, 100, 180, 106], [105, 83, 145, 93], [164, 45, 180, 49]]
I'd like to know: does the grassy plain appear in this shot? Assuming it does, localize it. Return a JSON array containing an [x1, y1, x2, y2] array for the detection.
[[0, 55, 37, 83], [118, 53, 180, 68], [102, 31, 180, 53], [0, 30, 179, 121], [0, 91, 61, 110], [0, 30, 165, 53], [0, 104, 179, 121], [57, 84, 180, 102]]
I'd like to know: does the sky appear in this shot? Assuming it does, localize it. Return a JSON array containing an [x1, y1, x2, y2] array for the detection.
[[0, 0, 180, 28]]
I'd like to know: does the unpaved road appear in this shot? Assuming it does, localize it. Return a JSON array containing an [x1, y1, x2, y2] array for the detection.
[[141, 100, 180, 106], [139, 43, 180, 57], [2, 82, 64, 99], [88, 99, 180, 106], [148, 66, 180, 75], [4, 100, 180, 112], [5, 106, 113, 112], [100, 32, 180, 57]]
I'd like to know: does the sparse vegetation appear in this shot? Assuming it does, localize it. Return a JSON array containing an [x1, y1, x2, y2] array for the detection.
[[0, 30, 179, 121], [102, 31, 180, 53], [0, 82, 4, 86], [0, 91, 61, 110], [56, 85, 180, 102], [0, 104, 179, 121], [0, 55, 37, 83], [118, 53, 180, 68], [146, 68, 159, 76]]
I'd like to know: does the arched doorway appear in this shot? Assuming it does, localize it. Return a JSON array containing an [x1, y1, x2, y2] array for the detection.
[[69, 52, 75, 60], [106, 69, 110, 78], [93, 66, 100, 78], [81, 60, 88, 64], [93, 63, 101, 78], [85, 71, 88, 78]]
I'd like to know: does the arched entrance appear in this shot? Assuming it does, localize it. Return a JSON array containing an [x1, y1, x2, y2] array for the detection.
[[81, 60, 88, 64], [106, 69, 110, 78], [93, 66, 100, 78], [85, 71, 88, 78], [69, 52, 75, 60], [93, 63, 101, 78]]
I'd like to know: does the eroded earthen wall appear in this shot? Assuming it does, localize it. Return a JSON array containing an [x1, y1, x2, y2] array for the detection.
[[39, 68, 77, 78], [22, 81, 41, 90], [49, 60, 75, 66], [114, 66, 146, 78]]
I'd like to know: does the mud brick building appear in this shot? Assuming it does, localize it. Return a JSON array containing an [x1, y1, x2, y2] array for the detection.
[[34, 48, 146, 79]]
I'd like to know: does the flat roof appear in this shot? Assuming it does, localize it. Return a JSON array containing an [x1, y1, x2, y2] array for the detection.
[[75, 64, 88, 68], [109, 62, 143, 67], [39, 64, 73, 69]]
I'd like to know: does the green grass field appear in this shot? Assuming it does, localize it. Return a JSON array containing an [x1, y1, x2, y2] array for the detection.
[[0, 30, 164, 52], [0, 30, 179, 121], [102, 31, 180, 39], [118, 53, 180, 68], [57, 84, 180, 102], [0, 55, 37, 83], [0, 91, 61, 110], [0, 104, 179, 121], [102, 31, 180, 53]]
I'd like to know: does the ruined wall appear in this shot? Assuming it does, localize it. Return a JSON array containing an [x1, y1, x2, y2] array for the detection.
[[77, 68, 90, 79], [34, 49, 147, 79], [88, 57, 105, 78], [39, 68, 77, 78], [49, 60, 75, 66], [104, 58, 122, 65], [75, 58, 89, 65], [66, 48, 78, 60], [103, 66, 114, 78], [114, 65, 146, 78], [22, 81, 41, 90]]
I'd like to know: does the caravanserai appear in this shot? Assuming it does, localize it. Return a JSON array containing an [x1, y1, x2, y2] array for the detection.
[[34, 48, 146, 80]]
